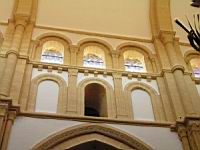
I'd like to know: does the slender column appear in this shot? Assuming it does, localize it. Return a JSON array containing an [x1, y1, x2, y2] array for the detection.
[[69, 45, 78, 66], [186, 119, 200, 150], [0, 19, 27, 97], [1, 111, 16, 150], [67, 69, 78, 115], [111, 51, 119, 70], [161, 31, 196, 116], [112, 73, 129, 119], [177, 125, 191, 150], [0, 104, 8, 146]]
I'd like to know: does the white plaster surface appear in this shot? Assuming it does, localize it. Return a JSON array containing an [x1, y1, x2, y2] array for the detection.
[[8, 117, 183, 150], [35, 80, 59, 113], [131, 90, 155, 121], [77, 73, 114, 89], [31, 68, 68, 85], [122, 76, 160, 94]]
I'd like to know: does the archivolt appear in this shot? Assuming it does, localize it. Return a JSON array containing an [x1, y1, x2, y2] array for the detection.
[[31, 124, 153, 150], [27, 73, 67, 113], [124, 82, 166, 121]]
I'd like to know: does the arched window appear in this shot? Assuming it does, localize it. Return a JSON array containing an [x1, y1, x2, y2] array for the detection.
[[190, 58, 200, 78], [131, 89, 155, 121], [35, 80, 59, 113], [123, 50, 146, 72], [83, 46, 106, 68], [84, 83, 107, 117], [41, 41, 64, 64]]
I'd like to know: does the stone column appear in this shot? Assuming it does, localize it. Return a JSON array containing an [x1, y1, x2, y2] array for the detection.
[[1, 111, 16, 150], [0, 19, 27, 97], [177, 125, 191, 150], [111, 51, 119, 70], [70, 45, 78, 66], [67, 69, 78, 115], [112, 73, 129, 119], [160, 31, 196, 116]]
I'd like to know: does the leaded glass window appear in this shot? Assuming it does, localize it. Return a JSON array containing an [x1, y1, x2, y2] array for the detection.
[[83, 45, 105, 68], [190, 58, 200, 78], [123, 50, 146, 72], [41, 41, 64, 64]]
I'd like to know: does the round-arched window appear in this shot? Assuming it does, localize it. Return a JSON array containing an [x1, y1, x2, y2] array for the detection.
[[41, 41, 64, 64], [123, 50, 146, 72], [83, 46, 105, 68], [190, 58, 200, 77]]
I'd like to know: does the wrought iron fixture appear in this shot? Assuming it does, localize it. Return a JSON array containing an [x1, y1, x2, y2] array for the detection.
[[175, 0, 200, 52], [175, 14, 200, 52], [191, 0, 200, 7]]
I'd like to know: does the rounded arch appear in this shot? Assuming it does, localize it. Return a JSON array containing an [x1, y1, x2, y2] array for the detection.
[[31, 124, 153, 150], [77, 38, 114, 51], [35, 32, 72, 44], [116, 42, 154, 72], [184, 50, 200, 73], [77, 78, 116, 118], [116, 42, 154, 56], [124, 82, 166, 121], [77, 38, 113, 69], [27, 73, 67, 113], [32, 33, 71, 65]]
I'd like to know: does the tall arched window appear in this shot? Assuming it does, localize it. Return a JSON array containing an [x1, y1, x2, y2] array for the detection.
[[123, 50, 146, 72], [190, 58, 200, 78], [84, 83, 107, 117], [131, 89, 155, 121], [35, 80, 59, 113], [41, 41, 64, 64], [83, 46, 106, 68]]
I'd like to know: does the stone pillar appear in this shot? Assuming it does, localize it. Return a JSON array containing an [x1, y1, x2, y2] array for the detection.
[[160, 31, 196, 116], [67, 69, 78, 115], [0, 19, 27, 97], [70, 45, 78, 66], [177, 125, 191, 150], [1, 111, 16, 150], [112, 73, 129, 119], [111, 51, 119, 70]]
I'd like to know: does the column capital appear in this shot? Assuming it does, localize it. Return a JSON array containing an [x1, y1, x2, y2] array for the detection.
[[111, 50, 120, 58], [158, 30, 176, 45], [69, 45, 79, 53], [68, 68, 78, 76], [112, 72, 122, 79], [14, 16, 28, 27]]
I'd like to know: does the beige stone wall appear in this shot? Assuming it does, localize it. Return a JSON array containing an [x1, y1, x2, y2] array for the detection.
[[0, 0, 200, 149]]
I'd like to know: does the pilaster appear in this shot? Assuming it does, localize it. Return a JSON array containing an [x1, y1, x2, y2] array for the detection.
[[112, 73, 129, 119], [111, 51, 119, 70], [69, 45, 78, 66], [67, 69, 78, 115]]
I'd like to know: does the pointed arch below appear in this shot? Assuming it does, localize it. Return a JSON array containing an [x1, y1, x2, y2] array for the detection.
[[124, 82, 166, 121], [77, 77, 116, 118], [31, 124, 153, 150], [27, 73, 67, 113]]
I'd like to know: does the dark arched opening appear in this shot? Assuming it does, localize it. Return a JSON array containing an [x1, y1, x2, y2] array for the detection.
[[69, 140, 119, 150], [84, 83, 107, 117]]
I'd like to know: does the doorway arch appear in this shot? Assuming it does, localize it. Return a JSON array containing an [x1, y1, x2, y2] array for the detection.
[[32, 124, 153, 150]]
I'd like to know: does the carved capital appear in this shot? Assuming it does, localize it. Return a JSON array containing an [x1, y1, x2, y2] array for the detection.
[[68, 69, 78, 77], [112, 72, 122, 79], [69, 45, 78, 53], [177, 125, 188, 140], [159, 30, 176, 45], [111, 51, 119, 58]]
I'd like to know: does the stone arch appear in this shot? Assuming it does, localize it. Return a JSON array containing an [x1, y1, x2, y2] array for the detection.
[[77, 78, 116, 118], [27, 73, 67, 113], [184, 50, 200, 73], [31, 124, 153, 150], [32, 33, 71, 65], [77, 38, 113, 69], [116, 42, 155, 72], [124, 82, 166, 121]]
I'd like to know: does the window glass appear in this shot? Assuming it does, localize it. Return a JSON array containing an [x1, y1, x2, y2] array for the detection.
[[190, 58, 200, 77], [124, 50, 146, 72], [83, 46, 105, 68], [41, 41, 64, 64]]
